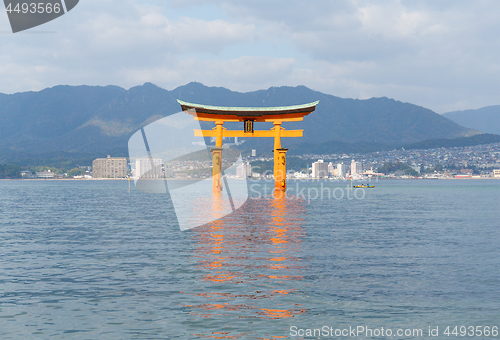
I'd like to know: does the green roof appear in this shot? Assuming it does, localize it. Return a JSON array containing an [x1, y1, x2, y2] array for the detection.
[[177, 99, 319, 114]]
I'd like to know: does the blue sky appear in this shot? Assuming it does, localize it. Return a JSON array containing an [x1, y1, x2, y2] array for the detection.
[[1, 0, 500, 113]]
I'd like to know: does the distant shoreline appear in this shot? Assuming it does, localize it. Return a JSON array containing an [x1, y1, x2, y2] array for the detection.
[[1, 177, 499, 181], [0, 178, 129, 181]]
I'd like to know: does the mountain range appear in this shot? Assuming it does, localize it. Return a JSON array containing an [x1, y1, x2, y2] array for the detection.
[[443, 106, 500, 135], [0, 82, 482, 163]]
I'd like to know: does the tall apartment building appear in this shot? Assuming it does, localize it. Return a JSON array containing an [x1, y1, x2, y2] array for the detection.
[[92, 155, 127, 178], [337, 163, 347, 178], [236, 162, 252, 178], [328, 162, 336, 177], [135, 158, 163, 179], [351, 160, 362, 175], [312, 160, 329, 178]]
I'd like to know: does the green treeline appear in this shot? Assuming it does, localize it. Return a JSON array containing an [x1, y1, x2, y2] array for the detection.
[[377, 161, 419, 176], [0, 164, 22, 179]]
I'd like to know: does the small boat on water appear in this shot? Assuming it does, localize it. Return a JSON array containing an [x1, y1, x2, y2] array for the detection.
[[353, 184, 375, 188]]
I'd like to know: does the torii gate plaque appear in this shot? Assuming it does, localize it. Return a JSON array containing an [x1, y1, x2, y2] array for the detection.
[[178, 99, 319, 193]]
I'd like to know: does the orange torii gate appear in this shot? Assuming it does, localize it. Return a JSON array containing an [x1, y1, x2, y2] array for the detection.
[[178, 99, 318, 192]]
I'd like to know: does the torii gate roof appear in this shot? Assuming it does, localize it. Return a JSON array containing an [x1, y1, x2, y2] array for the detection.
[[177, 99, 319, 121]]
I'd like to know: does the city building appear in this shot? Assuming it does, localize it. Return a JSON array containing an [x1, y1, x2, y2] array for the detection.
[[328, 162, 336, 177], [36, 171, 55, 179], [362, 167, 385, 177], [312, 160, 329, 178], [164, 164, 174, 178], [92, 155, 127, 178], [236, 161, 252, 178], [351, 160, 362, 175], [21, 171, 33, 178], [135, 158, 163, 179], [493, 169, 500, 178], [337, 163, 347, 178]]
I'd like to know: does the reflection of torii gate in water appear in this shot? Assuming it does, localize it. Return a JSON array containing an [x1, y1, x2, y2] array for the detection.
[[178, 99, 319, 192]]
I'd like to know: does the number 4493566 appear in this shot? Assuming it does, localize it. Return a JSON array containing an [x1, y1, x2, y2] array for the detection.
[[444, 326, 498, 337], [6, 2, 62, 14]]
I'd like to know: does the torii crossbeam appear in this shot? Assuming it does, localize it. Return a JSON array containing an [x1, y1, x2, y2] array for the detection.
[[178, 99, 319, 193]]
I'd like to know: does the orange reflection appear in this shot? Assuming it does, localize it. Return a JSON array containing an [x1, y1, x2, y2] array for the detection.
[[183, 189, 308, 339], [258, 308, 302, 319]]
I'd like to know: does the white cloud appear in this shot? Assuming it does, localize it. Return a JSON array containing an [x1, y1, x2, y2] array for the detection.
[[1, 0, 500, 112], [122, 56, 296, 92], [0, 0, 256, 92]]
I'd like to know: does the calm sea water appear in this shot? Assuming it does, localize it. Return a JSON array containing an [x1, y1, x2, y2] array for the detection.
[[0, 179, 499, 339]]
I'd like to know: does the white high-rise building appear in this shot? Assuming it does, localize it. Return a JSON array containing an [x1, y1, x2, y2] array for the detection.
[[351, 160, 362, 175], [337, 163, 347, 178], [236, 162, 251, 178], [312, 160, 329, 178], [328, 162, 336, 177], [135, 158, 163, 179]]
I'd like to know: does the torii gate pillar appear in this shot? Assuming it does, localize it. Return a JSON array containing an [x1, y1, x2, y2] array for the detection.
[[274, 148, 288, 191], [212, 121, 224, 192], [273, 121, 288, 191], [211, 148, 223, 191]]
